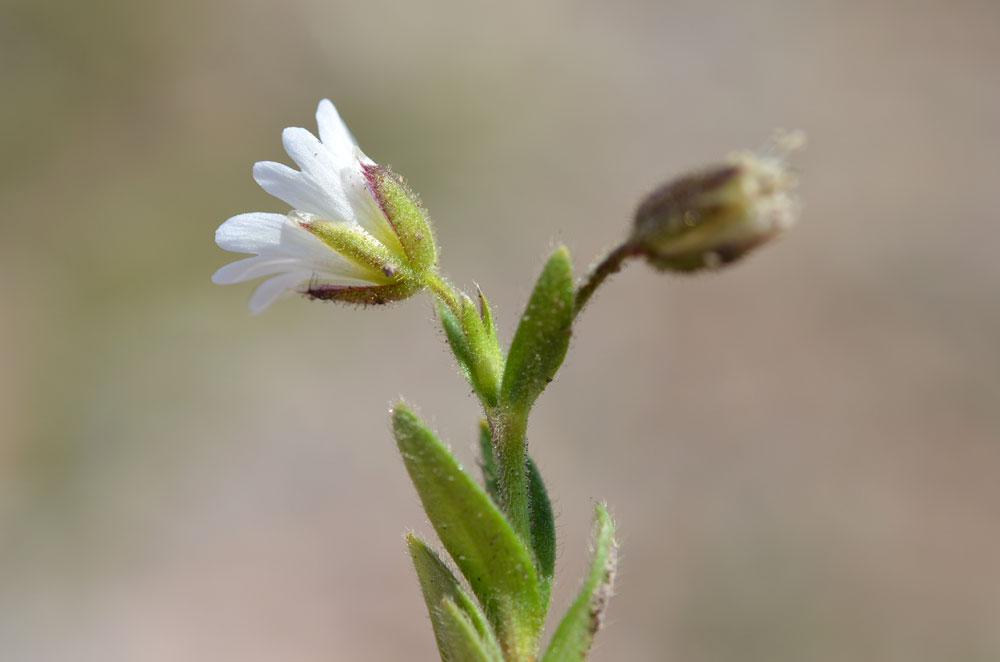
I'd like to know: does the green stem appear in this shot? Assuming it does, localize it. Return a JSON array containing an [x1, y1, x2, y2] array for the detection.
[[424, 270, 461, 313], [573, 242, 637, 319], [489, 408, 532, 545]]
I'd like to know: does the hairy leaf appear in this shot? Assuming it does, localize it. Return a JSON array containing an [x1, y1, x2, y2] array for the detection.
[[438, 598, 503, 662], [477, 419, 501, 505], [393, 404, 544, 655], [407, 534, 501, 662], [542, 503, 617, 662], [501, 246, 574, 414], [528, 456, 556, 607]]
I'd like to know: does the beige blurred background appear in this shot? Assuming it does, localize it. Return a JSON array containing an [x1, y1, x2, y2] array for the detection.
[[2, 0, 998, 660]]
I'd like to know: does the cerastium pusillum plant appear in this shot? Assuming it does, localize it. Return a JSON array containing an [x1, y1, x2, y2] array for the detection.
[[213, 99, 803, 662]]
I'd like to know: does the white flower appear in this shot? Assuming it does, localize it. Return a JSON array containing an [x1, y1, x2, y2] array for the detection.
[[213, 99, 427, 314]]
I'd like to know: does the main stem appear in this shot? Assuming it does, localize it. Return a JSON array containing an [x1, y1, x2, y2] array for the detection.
[[424, 270, 533, 543], [489, 407, 532, 545], [429, 238, 635, 548]]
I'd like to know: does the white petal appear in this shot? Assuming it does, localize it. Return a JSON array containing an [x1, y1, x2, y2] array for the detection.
[[252, 161, 355, 222], [282, 126, 349, 175], [248, 272, 311, 315], [214, 217, 386, 283], [215, 212, 288, 253], [212, 252, 377, 285], [316, 99, 358, 162], [213, 256, 306, 284]]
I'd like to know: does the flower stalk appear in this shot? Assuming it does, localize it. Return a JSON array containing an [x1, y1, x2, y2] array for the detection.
[[573, 242, 637, 318]]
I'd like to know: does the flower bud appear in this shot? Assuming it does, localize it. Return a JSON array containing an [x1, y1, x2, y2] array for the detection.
[[630, 133, 802, 272]]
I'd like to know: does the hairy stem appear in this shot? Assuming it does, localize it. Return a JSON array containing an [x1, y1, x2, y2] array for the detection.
[[424, 271, 462, 313], [490, 408, 532, 545], [573, 242, 637, 319]]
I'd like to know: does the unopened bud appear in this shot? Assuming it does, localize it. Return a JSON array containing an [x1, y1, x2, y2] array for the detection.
[[631, 132, 803, 272]]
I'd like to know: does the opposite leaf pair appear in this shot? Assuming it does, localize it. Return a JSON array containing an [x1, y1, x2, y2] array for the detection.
[[393, 405, 617, 662], [436, 244, 573, 418]]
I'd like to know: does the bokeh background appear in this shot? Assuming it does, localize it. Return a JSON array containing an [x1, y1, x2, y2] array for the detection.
[[2, 0, 998, 660]]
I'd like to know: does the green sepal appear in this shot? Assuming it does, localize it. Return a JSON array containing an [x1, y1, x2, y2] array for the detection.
[[406, 534, 502, 662], [501, 246, 574, 415], [299, 217, 402, 283], [541, 503, 618, 662], [438, 598, 503, 662], [528, 456, 556, 607], [305, 280, 423, 306], [363, 163, 438, 272], [477, 419, 500, 505], [436, 292, 503, 408], [392, 404, 544, 656]]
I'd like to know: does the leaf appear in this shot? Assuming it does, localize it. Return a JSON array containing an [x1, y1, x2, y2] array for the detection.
[[541, 503, 618, 662], [407, 534, 501, 662], [393, 404, 544, 654], [477, 419, 500, 505], [437, 299, 474, 384], [476, 284, 500, 350], [438, 598, 503, 662], [501, 246, 574, 414], [437, 293, 503, 408], [528, 456, 556, 607]]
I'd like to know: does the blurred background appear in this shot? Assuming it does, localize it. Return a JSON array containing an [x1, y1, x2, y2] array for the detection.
[[2, 0, 998, 660]]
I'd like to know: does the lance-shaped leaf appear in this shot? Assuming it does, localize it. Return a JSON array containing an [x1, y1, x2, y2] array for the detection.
[[407, 534, 501, 662], [542, 503, 618, 662], [501, 246, 574, 414], [475, 284, 499, 351], [438, 299, 474, 382], [477, 419, 501, 505], [393, 404, 544, 654], [528, 456, 556, 608], [437, 598, 503, 662]]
